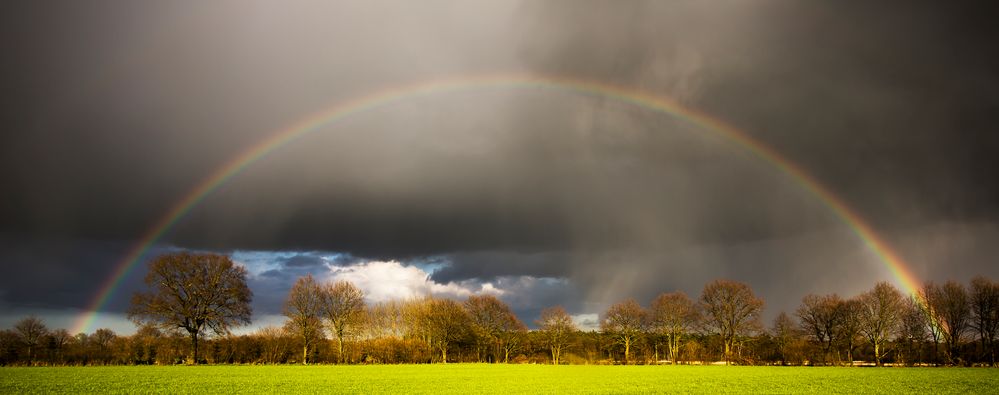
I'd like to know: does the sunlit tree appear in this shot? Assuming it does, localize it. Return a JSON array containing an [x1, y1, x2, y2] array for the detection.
[[537, 306, 576, 365], [649, 292, 697, 364], [699, 279, 763, 364], [857, 282, 904, 366], [771, 311, 798, 366], [283, 274, 325, 364], [600, 299, 646, 363], [321, 280, 366, 363], [128, 252, 252, 364], [464, 295, 525, 363], [418, 298, 471, 363], [838, 298, 863, 365], [796, 293, 844, 363]]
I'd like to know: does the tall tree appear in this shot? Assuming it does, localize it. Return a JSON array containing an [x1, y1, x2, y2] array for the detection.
[[537, 306, 576, 365], [969, 275, 998, 365], [419, 298, 471, 363], [933, 281, 972, 364], [918, 282, 945, 363], [283, 274, 325, 364], [648, 292, 696, 364], [771, 311, 798, 366], [898, 296, 927, 365], [498, 321, 528, 364], [796, 293, 844, 363], [92, 328, 116, 353], [364, 301, 408, 339], [128, 252, 252, 364], [48, 328, 71, 363], [464, 295, 524, 363], [14, 316, 47, 362], [600, 299, 646, 363], [857, 282, 904, 366], [838, 298, 863, 365], [321, 280, 366, 363], [699, 279, 764, 364]]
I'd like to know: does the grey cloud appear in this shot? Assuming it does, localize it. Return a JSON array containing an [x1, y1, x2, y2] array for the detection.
[[280, 255, 327, 268], [1, 1, 997, 327]]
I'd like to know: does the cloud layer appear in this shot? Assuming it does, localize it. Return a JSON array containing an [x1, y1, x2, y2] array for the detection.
[[1, 1, 997, 331]]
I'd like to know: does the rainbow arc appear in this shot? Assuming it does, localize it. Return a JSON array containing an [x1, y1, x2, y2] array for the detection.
[[71, 73, 922, 334]]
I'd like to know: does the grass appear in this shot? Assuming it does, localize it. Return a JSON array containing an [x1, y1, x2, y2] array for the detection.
[[1, 364, 995, 394]]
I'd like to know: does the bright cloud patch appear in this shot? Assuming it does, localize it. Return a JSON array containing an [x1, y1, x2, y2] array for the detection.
[[571, 313, 600, 332], [327, 260, 503, 303]]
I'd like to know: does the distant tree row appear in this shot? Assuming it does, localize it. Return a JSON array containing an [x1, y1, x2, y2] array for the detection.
[[1, 253, 996, 366]]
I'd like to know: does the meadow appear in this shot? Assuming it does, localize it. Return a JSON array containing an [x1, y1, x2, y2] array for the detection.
[[1, 364, 995, 394]]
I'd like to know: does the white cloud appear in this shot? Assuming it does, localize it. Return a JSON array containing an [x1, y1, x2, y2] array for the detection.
[[326, 260, 502, 303], [571, 313, 600, 332]]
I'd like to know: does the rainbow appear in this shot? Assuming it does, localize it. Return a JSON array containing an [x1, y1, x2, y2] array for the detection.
[[71, 73, 922, 334]]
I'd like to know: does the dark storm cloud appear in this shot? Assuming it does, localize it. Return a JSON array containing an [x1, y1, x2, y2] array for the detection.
[[0, 235, 170, 313], [2, 0, 998, 325]]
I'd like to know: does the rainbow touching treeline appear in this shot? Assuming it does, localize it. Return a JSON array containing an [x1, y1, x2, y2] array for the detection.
[[71, 73, 923, 334]]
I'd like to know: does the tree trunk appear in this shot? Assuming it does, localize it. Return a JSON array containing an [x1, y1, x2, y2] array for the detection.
[[441, 346, 447, 364], [669, 335, 680, 364], [724, 341, 731, 365], [874, 343, 882, 367], [190, 331, 199, 364], [337, 335, 344, 364], [303, 345, 309, 365], [624, 337, 631, 364]]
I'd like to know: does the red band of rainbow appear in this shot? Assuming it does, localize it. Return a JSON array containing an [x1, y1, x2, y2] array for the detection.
[[71, 73, 922, 334]]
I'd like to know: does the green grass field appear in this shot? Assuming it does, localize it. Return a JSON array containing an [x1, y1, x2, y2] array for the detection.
[[1, 364, 995, 394]]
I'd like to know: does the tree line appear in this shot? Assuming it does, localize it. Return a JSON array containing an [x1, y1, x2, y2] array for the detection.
[[1, 252, 996, 366]]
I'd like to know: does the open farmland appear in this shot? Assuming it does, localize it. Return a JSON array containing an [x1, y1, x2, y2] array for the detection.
[[1, 364, 995, 394]]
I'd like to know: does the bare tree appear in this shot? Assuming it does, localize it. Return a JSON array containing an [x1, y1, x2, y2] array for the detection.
[[601, 299, 646, 363], [283, 274, 325, 364], [932, 281, 972, 364], [970, 275, 998, 365], [838, 298, 863, 365], [498, 321, 527, 364], [857, 282, 904, 366], [254, 326, 291, 364], [402, 298, 435, 359], [364, 301, 408, 340], [918, 282, 945, 363], [537, 306, 576, 365], [898, 296, 927, 365], [14, 316, 47, 362], [92, 328, 116, 352], [796, 293, 844, 363], [128, 252, 252, 364], [321, 280, 365, 363], [48, 328, 71, 362], [648, 292, 696, 364], [130, 324, 161, 365], [771, 311, 798, 366], [699, 279, 764, 364], [464, 295, 525, 363], [420, 298, 471, 363]]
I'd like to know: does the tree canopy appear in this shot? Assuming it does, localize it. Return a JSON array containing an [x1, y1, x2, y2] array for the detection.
[[128, 252, 252, 364]]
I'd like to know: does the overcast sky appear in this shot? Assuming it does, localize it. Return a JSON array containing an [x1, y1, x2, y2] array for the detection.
[[2, 1, 998, 334]]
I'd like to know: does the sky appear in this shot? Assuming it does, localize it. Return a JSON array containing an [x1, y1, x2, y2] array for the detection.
[[1, 1, 998, 335]]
